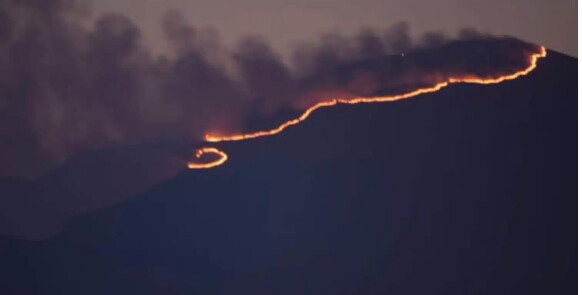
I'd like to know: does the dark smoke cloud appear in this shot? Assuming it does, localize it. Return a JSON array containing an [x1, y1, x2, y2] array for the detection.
[[421, 31, 450, 48], [0, 0, 540, 179], [0, 1, 244, 178], [234, 36, 298, 114]]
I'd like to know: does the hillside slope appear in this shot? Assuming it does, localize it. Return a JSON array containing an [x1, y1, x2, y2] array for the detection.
[[0, 50, 576, 295]]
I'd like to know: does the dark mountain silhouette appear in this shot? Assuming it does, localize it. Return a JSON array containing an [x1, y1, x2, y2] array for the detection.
[[0, 145, 187, 239], [0, 37, 544, 239], [0, 49, 576, 294]]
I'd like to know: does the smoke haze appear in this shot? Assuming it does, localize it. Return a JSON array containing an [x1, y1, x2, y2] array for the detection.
[[0, 0, 539, 178]]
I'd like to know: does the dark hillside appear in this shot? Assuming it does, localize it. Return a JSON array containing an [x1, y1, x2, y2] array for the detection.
[[0, 50, 576, 295]]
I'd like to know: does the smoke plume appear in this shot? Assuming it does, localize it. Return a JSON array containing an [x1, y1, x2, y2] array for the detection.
[[0, 0, 540, 178]]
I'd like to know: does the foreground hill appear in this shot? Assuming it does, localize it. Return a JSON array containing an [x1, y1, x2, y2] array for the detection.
[[0, 49, 576, 294]]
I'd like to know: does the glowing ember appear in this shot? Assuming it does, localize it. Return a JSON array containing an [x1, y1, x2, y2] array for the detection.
[[189, 46, 546, 169]]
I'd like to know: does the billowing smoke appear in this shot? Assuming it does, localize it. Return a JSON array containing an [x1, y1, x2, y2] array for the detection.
[[0, 0, 539, 178]]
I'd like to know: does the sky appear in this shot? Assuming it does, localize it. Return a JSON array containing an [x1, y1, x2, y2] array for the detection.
[[91, 0, 578, 57]]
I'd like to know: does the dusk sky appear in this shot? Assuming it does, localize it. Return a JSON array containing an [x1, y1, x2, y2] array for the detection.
[[92, 0, 577, 57]]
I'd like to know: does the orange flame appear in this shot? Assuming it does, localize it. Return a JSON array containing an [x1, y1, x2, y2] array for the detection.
[[187, 147, 228, 169], [189, 46, 546, 169]]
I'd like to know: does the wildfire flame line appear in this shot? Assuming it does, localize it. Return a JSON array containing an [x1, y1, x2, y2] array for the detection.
[[188, 46, 546, 169], [187, 147, 228, 169]]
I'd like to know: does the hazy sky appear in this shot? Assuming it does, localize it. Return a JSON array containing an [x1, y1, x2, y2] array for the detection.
[[91, 0, 577, 57]]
